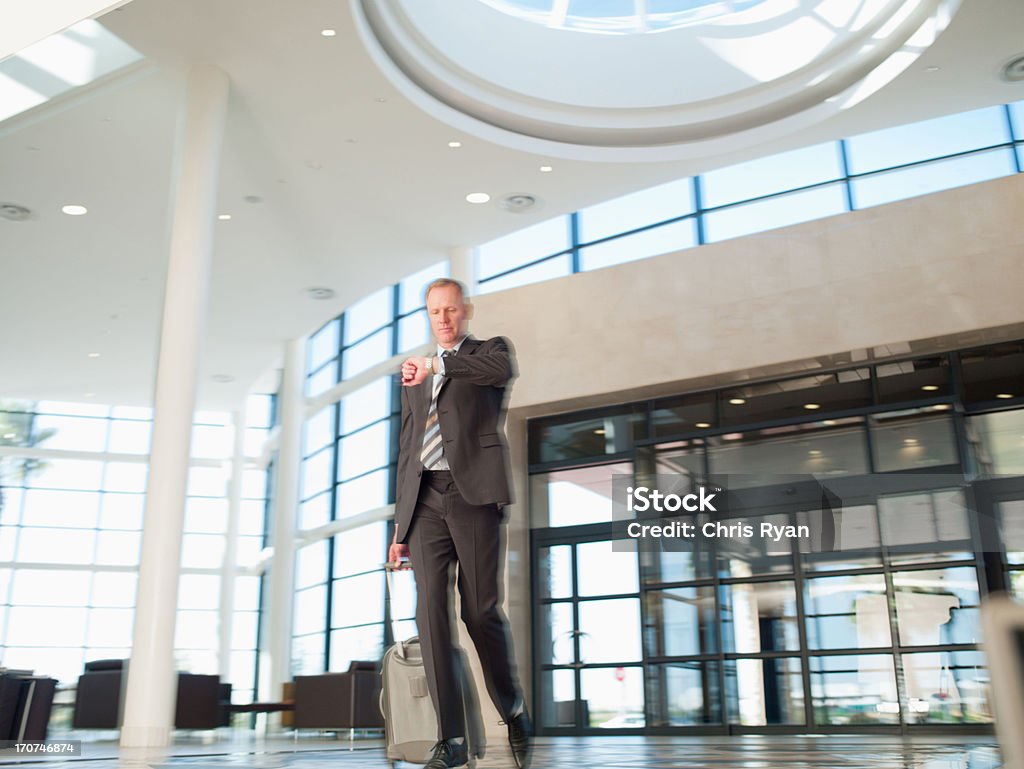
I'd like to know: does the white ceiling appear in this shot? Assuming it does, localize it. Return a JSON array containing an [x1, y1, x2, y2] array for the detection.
[[1, 0, 1022, 411]]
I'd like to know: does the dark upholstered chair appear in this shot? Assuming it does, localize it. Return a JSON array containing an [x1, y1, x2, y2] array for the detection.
[[293, 661, 383, 735], [0, 672, 56, 740], [72, 660, 229, 730]]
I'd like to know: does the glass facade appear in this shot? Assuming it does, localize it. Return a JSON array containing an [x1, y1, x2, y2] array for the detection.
[[530, 343, 1022, 734]]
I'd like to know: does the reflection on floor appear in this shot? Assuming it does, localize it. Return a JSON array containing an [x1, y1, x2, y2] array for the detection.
[[0, 734, 1002, 769]]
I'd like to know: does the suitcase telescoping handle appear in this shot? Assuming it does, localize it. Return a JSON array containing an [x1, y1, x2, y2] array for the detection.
[[384, 561, 414, 657]]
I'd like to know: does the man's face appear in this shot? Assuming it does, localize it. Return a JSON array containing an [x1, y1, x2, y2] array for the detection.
[[426, 284, 469, 349]]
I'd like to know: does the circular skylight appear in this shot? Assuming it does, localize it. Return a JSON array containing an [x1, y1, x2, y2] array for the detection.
[[477, 0, 768, 34]]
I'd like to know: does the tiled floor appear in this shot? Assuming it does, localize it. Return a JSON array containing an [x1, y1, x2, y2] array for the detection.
[[0, 735, 1002, 769]]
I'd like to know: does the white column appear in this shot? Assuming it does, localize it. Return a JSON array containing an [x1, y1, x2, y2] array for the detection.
[[217, 408, 247, 683], [120, 62, 229, 749], [262, 338, 306, 708], [449, 246, 477, 295]]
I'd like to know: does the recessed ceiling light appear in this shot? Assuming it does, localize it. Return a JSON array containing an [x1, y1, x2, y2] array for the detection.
[[921, 385, 939, 391], [729, 398, 746, 405], [448, 141, 462, 148], [466, 192, 490, 204], [925, 65, 941, 72], [803, 403, 821, 410], [88, 352, 100, 358], [62, 204, 87, 216], [307, 287, 335, 300], [931, 404, 951, 411], [539, 165, 553, 173], [808, 449, 822, 457], [822, 420, 837, 426], [695, 422, 711, 429], [321, 29, 336, 37], [218, 214, 231, 221], [903, 437, 919, 446], [997, 393, 1014, 399], [593, 428, 605, 435], [3, 433, 16, 439], [375, 97, 387, 103]]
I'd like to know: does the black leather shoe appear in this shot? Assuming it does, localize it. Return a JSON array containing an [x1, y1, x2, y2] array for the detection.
[[506, 711, 532, 769], [425, 738, 469, 769]]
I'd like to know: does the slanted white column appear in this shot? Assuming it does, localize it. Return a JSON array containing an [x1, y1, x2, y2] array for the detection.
[[262, 338, 306, 710], [449, 246, 476, 294], [217, 407, 247, 683], [120, 62, 229, 749]]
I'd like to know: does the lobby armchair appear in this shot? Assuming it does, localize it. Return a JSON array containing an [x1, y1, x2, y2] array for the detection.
[[293, 661, 383, 738]]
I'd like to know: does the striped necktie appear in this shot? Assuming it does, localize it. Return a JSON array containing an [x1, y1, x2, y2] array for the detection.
[[420, 351, 451, 469]]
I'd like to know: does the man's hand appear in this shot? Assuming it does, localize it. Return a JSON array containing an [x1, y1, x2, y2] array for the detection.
[[388, 541, 411, 568], [401, 356, 430, 387]]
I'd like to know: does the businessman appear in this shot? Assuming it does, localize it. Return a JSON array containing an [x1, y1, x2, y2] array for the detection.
[[388, 278, 531, 769]]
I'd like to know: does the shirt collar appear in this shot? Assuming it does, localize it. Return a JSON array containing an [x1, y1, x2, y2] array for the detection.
[[436, 334, 468, 358]]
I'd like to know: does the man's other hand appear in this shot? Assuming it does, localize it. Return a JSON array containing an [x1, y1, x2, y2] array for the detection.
[[388, 541, 411, 568], [401, 356, 429, 386]]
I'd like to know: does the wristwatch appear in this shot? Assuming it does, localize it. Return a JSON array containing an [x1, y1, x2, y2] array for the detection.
[[425, 355, 434, 374]]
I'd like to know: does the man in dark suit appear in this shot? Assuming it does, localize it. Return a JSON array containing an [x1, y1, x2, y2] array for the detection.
[[388, 278, 531, 769]]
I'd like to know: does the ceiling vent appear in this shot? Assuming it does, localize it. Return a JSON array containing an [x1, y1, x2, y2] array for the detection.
[[500, 193, 537, 213], [0, 203, 32, 221], [1001, 54, 1024, 82]]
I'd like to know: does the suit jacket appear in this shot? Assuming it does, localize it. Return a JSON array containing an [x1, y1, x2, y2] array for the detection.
[[394, 335, 515, 543]]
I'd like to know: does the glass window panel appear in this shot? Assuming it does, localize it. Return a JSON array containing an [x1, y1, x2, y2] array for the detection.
[[96, 530, 141, 566], [292, 633, 325, 675], [721, 581, 799, 654], [333, 523, 387, 578], [646, 661, 722, 726], [337, 469, 388, 518], [399, 309, 430, 352], [18, 528, 95, 564], [645, 586, 716, 658], [579, 178, 694, 243], [21, 489, 99, 528], [184, 497, 228, 534], [304, 405, 335, 457], [901, 650, 991, 724], [703, 142, 842, 207], [972, 411, 1024, 476], [307, 363, 337, 398], [301, 447, 333, 500], [651, 393, 715, 438], [300, 492, 331, 531], [716, 513, 795, 578], [241, 469, 267, 500], [639, 519, 715, 584], [338, 422, 388, 481], [293, 585, 327, 637], [0, 487, 22, 525], [343, 328, 391, 380], [539, 669, 578, 729], [92, 572, 137, 607], [99, 492, 144, 532], [537, 603, 575, 666], [246, 394, 274, 429], [704, 184, 848, 242], [232, 613, 259, 650], [877, 489, 972, 564], [846, 106, 1010, 174], [175, 609, 217, 649], [11, 569, 90, 606], [239, 500, 266, 536], [725, 657, 804, 725], [86, 607, 134, 647], [26, 458, 103, 490], [234, 575, 261, 612], [344, 287, 392, 344], [193, 411, 229, 427], [32, 414, 108, 452], [800, 503, 882, 571], [6, 606, 87, 646], [578, 598, 641, 663], [111, 405, 152, 421], [176, 574, 220, 611], [851, 149, 1016, 209], [309, 319, 340, 371], [180, 534, 225, 569], [2, 648, 84, 686], [959, 343, 1024, 405], [871, 412, 958, 471], [876, 356, 952, 404], [187, 466, 226, 497], [0, 526, 17, 560], [1000, 500, 1024, 565], [35, 402, 109, 418], [341, 378, 391, 435], [530, 407, 645, 464], [810, 654, 899, 725], [400, 260, 449, 314], [330, 624, 384, 671], [529, 463, 630, 528], [537, 545, 572, 600], [296, 541, 328, 589], [191, 424, 231, 460], [579, 218, 696, 271], [577, 540, 638, 597], [230, 651, 257, 692], [722, 374, 871, 428], [476, 253, 571, 295], [331, 571, 385, 628], [103, 461, 147, 493], [579, 666, 645, 728], [804, 574, 891, 650], [892, 566, 980, 647], [244, 427, 268, 458], [389, 571, 417, 622], [708, 421, 869, 487], [107, 419, 151, 454], [477, 217, 570, 280]]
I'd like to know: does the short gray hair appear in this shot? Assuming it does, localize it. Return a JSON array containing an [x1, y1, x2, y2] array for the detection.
[[424, 278, 468, 303]]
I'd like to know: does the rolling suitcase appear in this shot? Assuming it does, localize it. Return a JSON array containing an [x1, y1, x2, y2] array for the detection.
[[381, 566, 484, 767]]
